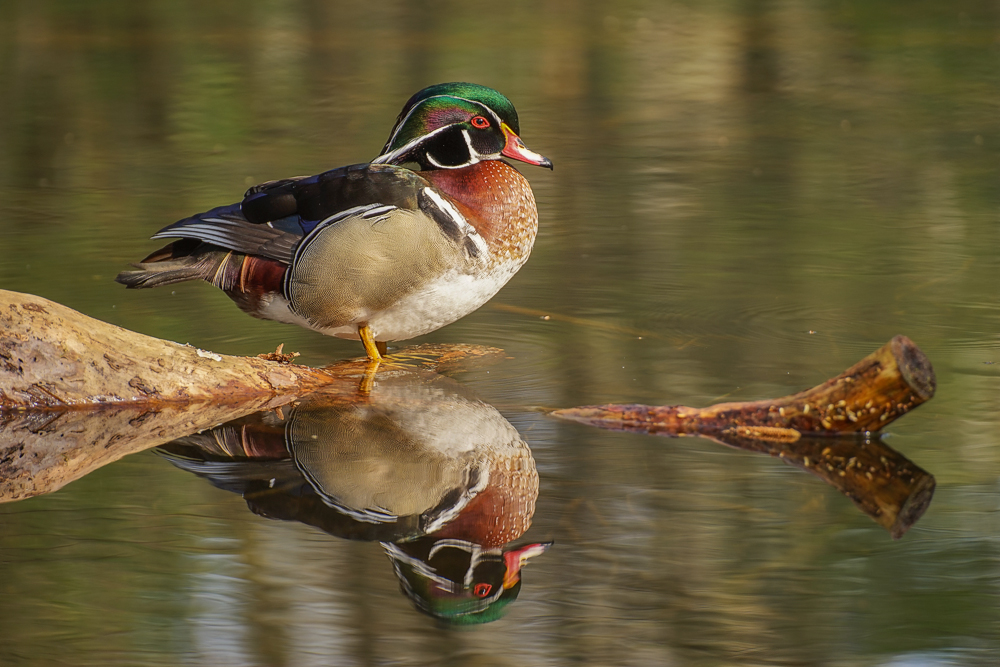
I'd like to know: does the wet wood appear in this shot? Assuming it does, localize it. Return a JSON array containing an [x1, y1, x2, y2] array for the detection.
[[0, 398, 277, 503], [1, 363, 501, 506], [0, 365, 477, 504], [0, 290, 327, 409], [0, 288, 503, 500], [552, 335, 935, 435], [708, 429, 934, 539], [552, 336, 937, 538], [0, 289, 501, 410]]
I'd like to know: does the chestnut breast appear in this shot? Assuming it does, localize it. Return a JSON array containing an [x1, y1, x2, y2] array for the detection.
[[422, 160, 538, 268]]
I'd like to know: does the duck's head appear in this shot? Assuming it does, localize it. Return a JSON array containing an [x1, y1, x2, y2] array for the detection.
[[374, 82, 552, 171]]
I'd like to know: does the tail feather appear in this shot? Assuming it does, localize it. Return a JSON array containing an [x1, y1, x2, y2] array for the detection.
[[116, 247, 288, 326], [116, 257, 210, 289], [115, 252, 236, 289]]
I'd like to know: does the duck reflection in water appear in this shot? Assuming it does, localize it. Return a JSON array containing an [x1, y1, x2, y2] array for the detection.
[[158, 370, 549, 625]]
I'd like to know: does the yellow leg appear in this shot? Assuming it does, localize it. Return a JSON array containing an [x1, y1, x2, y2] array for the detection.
[[358, 359, 380, 394], [359, 324, 383, 362], [357, 325, 388, 394]]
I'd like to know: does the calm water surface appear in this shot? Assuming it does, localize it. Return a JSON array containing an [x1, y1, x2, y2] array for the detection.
[[2, 1, 999, 665]]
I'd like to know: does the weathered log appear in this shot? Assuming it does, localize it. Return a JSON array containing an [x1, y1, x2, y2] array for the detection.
[[552, 336, 937, 537], [0, 290, 328, 408], [552, 335, 935, 435], [0, 288, 505, 500], [0, 289, 501, 410], [0, 357, 502, 503]]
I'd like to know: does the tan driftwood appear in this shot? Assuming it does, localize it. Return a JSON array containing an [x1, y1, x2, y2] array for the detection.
[[0, 288, 504, 500], [1, 357, 501, 505], [552, 335, 934, 435], [0, 289, 500, 410], [552, 336, 937, 538], [0, 290, 330, 408]]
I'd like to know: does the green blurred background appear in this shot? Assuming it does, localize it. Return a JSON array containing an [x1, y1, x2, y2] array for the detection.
[[1, 1, 999, 665]]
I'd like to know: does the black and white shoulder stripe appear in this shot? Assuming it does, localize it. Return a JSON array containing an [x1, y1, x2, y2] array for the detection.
[[418, 187, 488, 259]]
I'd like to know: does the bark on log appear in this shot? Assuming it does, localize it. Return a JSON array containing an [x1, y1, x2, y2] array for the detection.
[[0, 289, 500, 410], [551, 336, 937, 538], [552, 335, 935, 435], [0, 290, 331, 408], [0, 289, 504, 501]]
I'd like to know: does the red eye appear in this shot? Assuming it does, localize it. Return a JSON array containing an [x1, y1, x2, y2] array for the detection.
[[473, 583, 492, 597], [471, 116, 490, 129]]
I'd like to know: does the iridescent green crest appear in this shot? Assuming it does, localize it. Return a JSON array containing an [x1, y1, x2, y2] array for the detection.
[[380, 82, 520, 157]]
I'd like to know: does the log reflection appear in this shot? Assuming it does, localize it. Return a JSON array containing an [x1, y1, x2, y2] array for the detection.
[[707, 430, 934, 539], [0, 343, 503, 502]]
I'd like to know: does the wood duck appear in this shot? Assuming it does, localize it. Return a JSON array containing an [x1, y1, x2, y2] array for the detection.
[[159, 369, 549, 623], [116, 83, 552, 360]]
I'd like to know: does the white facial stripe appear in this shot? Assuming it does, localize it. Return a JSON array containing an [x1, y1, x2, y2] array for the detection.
[[460, 128, 481, 160], [372, 124, 450, 165], [382, 94, 472, 153], [429, 539, 480, 559], [384, 93, 503, 145], [450, 96, 504, 128], [383, 543, 453, 587], [377, 93, 507, 164], [424, 151, 449, 169], [422, 140, 481, 170]]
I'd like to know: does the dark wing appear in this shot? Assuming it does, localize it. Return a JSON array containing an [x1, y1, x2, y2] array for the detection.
[[241, 175, 312, 224], [148, 164, 432, 266], [252, 162, 427, 230], [158, 437, 424, 542], [151, 204, 301, 264]]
